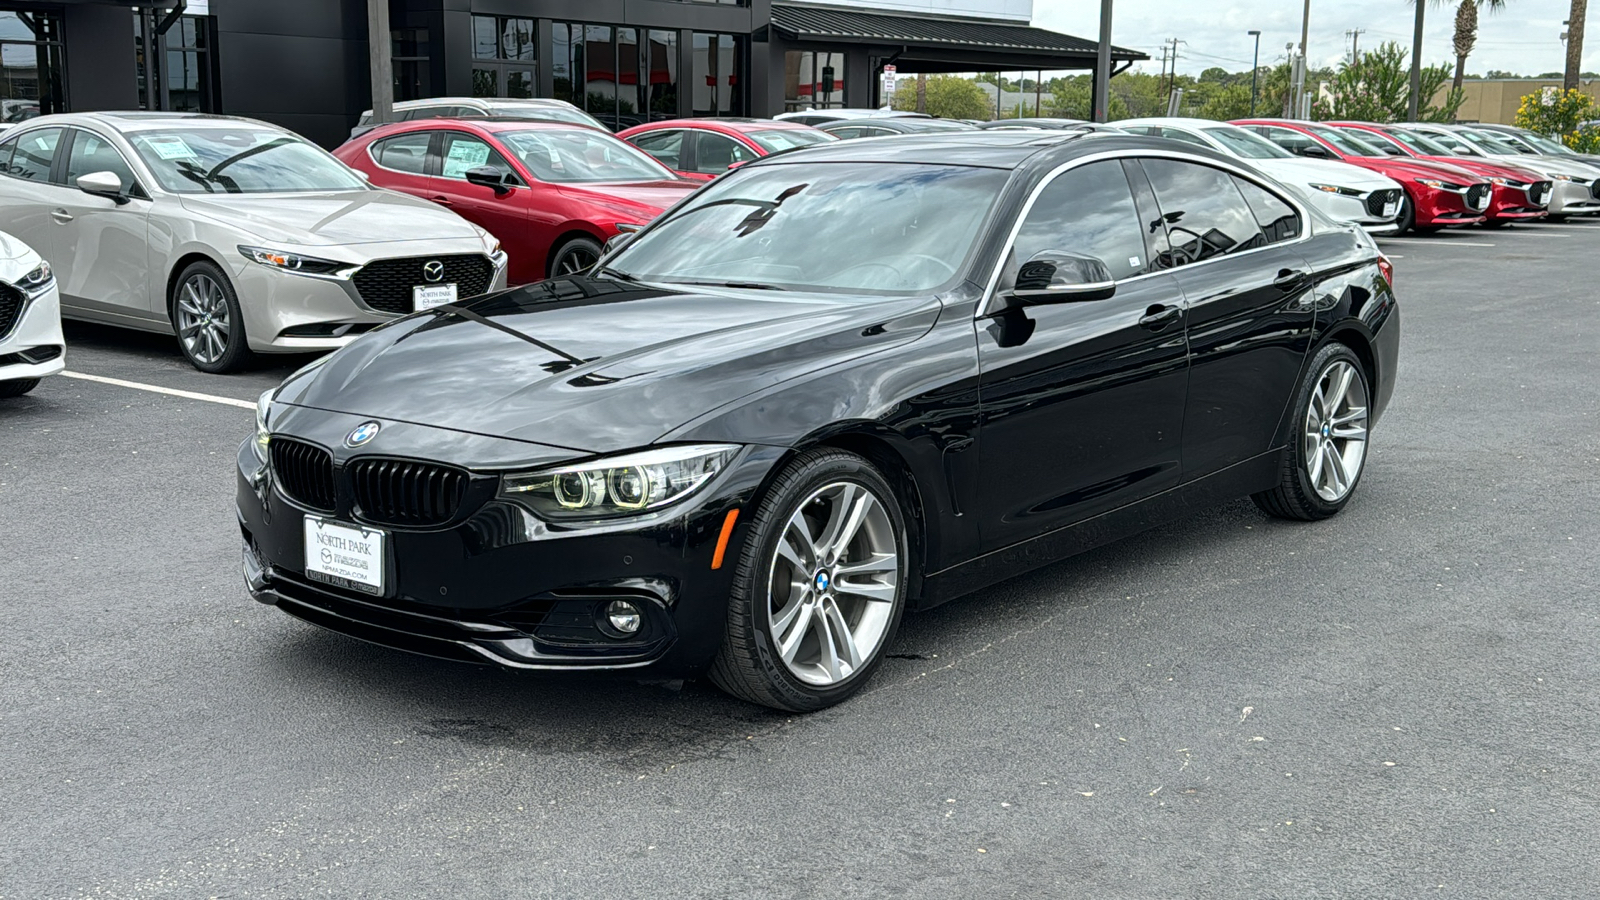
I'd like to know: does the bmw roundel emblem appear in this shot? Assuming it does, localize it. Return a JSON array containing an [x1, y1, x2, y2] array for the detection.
[[815, 571, 831, 592], [346, 421, 381, 447]]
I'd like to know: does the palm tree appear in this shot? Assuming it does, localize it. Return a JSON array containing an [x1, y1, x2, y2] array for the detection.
[[1447, 0, 1507, 94], [1566, 0, 1588, 92]]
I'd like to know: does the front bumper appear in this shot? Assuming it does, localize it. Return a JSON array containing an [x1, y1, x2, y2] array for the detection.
[[1484, 183, 1549, 222], [1547, 179, 1600, 216], [236, 424, 782, 675], [1300, 189, 1400, 233], [0, 283, 66, 382], [232, 249, 510, 354], [1411, 182, 1490, 227]]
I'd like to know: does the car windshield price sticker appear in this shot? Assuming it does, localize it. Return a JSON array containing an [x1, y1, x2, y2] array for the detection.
[[145, 136, 198, 161], [304, 517, 385, 594], [443, 142, 491, 178], [413, 284, 457, 311]]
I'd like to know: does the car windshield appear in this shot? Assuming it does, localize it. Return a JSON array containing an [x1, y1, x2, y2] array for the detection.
[[606, 162, 1008, 295], [497, 129, 674, 183], [1458, 129, 1526, 154], [129, 128, 367, 193], [1386, 127, 1456, 156], [1417, 128, 1476, 154], [1305, 124, 1384, 156], [1202, 126, 1292, 159], [1519, 131, 1576, 154], [745, 129, 836, 153], [1338, 128, 1406, 155], [486, 105, 605, 130]]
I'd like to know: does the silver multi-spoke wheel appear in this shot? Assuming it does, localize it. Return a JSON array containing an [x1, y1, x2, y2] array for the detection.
[[766, 481, 900, 687], [554, 243, 600, 276], [175, 273, 232, 366], [1302, 359, 1369, 502]]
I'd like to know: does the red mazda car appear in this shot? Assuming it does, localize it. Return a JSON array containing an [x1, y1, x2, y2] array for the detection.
[[1328, 122, 1550, 226], [617, 118, 835, 181], [335, 119, 699, 284], [1233, 118, 1491, 233]]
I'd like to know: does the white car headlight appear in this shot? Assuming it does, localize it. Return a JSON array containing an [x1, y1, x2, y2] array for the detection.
[[1308, 183, 1361, 196], [500, 444, 740, 520], [15, 261, 54, 298], [1551, 173, 1575, 182], [239, 245, 355, 277], [253, 388, 274, 463]]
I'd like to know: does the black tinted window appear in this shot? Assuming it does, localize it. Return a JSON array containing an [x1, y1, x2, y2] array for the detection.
[[692, 132, 756, 175], [1014, 161, 1151, 281], [1140, 159, 1265, 265], [372, 132, 432, 174], [630, 130, 685, 169], [3, 127, 61, 183], [1232, 176, 1300, 244]]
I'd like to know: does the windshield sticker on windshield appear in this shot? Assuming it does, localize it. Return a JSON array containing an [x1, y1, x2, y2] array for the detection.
[[443, 141, 491, 178], [146, 136, 198, 161]]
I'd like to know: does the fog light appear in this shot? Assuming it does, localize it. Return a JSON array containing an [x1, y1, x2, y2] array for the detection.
[[606, 600, 642, 635]]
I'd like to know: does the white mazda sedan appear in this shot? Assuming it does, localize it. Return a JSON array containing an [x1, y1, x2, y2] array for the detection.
[[0, 113, 508, 373], [0, 229, 63, 398]]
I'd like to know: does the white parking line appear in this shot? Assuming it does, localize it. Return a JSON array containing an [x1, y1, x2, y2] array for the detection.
[[60, 371, 255, 410], [1382, 240, 1498, 247], [1506, 232, 1571, 237]]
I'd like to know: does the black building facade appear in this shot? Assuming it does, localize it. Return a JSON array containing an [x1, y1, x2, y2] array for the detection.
[[1, 0, 1143, 148]]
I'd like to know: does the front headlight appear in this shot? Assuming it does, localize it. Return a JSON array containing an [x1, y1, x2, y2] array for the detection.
[[1488, 177, 1509, 186], [1551, 173, 1574, 182], [500, 444, 740, 520], [1416, 178, 1450, 189], [16, 261, 53, 298], [1309, 183, 1361, 196], [253, 388, 274, 463], [239, 245, 355, 277]]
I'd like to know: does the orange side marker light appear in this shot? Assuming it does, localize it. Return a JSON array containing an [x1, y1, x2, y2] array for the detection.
[[711, 508, 741, 570]]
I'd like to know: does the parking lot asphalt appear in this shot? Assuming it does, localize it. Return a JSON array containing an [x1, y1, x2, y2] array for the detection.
[[3, 221, 1598, 899]]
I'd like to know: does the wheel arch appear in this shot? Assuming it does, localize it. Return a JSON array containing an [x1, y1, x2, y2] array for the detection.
[[165, 251, 233, 320], [545, 227, 607, 278]]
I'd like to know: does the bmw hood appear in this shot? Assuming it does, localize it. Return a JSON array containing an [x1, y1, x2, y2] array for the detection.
[[1253, 158, 1400, 192], [178, 189, 485, 247], [275, 277, 940, 453]]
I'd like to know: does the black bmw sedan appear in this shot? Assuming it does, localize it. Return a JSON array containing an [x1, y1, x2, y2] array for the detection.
[[239, 131, 1399, 712]]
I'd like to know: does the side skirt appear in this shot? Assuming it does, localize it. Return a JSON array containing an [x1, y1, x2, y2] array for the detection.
[[915, 449, 1282, 610]]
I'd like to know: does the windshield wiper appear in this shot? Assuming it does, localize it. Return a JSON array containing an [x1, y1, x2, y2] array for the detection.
[[673, 280, 787, 291], [592, 265, 641, 282]]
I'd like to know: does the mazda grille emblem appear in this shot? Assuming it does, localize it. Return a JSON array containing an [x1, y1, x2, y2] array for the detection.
[[346, 422, 381, 447], [422, 261, 445, 283]]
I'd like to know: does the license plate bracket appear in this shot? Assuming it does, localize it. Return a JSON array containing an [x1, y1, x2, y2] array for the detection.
[[413, 283, 458, 312], [303, 516, 387, 595]]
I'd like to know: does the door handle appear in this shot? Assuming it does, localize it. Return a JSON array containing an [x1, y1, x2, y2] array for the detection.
[[1273, 268, 1309, 290], [51, 208, 74, 224], [1138, 304, 1183, 330], [429, 196, 453, 206]]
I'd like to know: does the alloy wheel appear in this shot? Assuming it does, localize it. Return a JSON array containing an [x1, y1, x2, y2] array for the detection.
[[766, 481, 900, 687], [555, 245, 599, 276], [175, 273, 231, 366], [1302, 359, 1369, 502]]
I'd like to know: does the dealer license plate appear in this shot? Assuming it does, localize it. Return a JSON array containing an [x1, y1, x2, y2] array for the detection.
[[1382, 200, 1399, 218], [413, 284, 457, 311], [304, 517, 386, 595]]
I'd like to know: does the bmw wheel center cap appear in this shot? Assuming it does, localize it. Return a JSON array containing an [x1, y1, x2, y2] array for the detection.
[[346, 421, 381, 447], [815, 571, 831, 593]]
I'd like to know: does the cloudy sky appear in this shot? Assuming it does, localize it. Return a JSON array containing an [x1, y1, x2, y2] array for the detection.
[[1033, 0, 1593, 78]]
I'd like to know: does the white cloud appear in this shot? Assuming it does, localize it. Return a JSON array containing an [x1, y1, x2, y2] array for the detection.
[[1031, 0, 1596, 77]]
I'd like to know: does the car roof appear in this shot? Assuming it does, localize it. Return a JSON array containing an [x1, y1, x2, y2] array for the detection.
[[17, 111, 279, 133], [738, 131, 1200, 171], [362, 118, 604, 139], [630, 118, 817, 133]]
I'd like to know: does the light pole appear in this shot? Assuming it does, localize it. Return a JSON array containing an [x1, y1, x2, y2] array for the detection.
[[1249, 30, 1261, 116], [1093, 0, 1113, 122]]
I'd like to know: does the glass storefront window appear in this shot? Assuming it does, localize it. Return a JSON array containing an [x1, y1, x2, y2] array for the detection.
[[134, 11, 214, 112], [392, 28, 430, 101], [553, 22, 658, 130], [1, 10, 67, 122], [646, 30, 678, 121], [692, 33, 744, 117], [785, 51, 845, 112], [472, 15, 535, 99]]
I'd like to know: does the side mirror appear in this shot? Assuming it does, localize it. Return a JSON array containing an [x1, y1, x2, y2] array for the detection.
[[1010, 251, 1116, 304], [603, 232, 636, 255], [1296, 144, 1331, 159], [77, 171, 129, 205], [464, 165, 511, 195], [353, 169, 371, 182]]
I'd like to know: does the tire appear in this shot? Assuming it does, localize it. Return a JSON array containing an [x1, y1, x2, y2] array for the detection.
[[1397, 194, 1416, 235], [547, 237, 603, 279], [0, 378, 40, 398], [1253, 342, 1372, 521], [709, 449, 910, 712], [170, 260, 254, 374], [1548, 214, 1568, 223]]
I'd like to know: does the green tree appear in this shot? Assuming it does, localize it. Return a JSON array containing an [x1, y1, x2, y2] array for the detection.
[[1514, 86, 1600, 150], [1197, 83, 1254, 120], [889, 75, 992, 120], [1320, 41, 1463, 122], [1198, 66, 1231, 84]]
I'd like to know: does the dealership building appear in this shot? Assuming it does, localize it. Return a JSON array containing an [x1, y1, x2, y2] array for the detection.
[[1, 0, 1142, 147]]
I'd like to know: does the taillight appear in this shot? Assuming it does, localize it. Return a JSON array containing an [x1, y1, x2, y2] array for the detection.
[[1377, 255, 1394, 287]]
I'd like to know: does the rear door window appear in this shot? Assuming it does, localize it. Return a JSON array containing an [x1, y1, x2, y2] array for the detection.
[[2, 127, 62, 183], [371, 132, 433, 175], [630, 130, 686, 169], [691, 132, 757, 175], [1231, 176, 1301, 244]]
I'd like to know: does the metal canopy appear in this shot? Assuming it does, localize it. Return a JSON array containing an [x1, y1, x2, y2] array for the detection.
[[770, 2, 1147, 70]]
